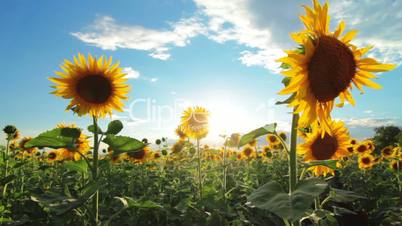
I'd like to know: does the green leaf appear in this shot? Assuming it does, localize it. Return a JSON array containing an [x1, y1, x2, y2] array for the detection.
[[276, 93, 295, 105], [88, 125, 103, 134], [280, 63, 291, 70], [248, 178, 327, 221], [281, 77, 291, 86], [64, 160, 88, 174], [31, 182, 99, 216], [302, 160, 338, 170], [328, 188, 365, 203], [106, 120, 123, 135], [125, 198, 162, 209], [239, 123, 277, 147], [103, 135, 145, 156], [25, 128, 81, 149]]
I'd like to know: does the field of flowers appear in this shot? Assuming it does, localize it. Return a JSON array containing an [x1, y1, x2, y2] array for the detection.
[[1, 0, 401, 226]]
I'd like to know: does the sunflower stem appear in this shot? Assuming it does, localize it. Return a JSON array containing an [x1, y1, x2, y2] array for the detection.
[[2, 139, 10, 198], [196, 138, 203, 200], [91, 116, 100, 226], [289, 111, 299, 226]]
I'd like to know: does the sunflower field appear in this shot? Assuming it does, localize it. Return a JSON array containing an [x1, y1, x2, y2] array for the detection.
[[1, 0, 401, 226]]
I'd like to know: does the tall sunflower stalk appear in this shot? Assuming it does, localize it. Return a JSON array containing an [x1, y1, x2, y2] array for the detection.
[[179, 106, 209, 201], [49, 53, 130, 225]]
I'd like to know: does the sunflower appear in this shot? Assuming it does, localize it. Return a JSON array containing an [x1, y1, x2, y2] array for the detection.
[[241, 145, 257, 160], [358, 153, 375, 170], [298, 120, 350, 176], [229, 133, 241, 147], [180, 106, 209, 139], [175, 126, 187, 140], [49, 53, 130, 118], [56, 124, 90, 161], [381, 146, 395, 158], [390, 160, 401, 171], [127, 146, 151, 163], [277, 0, 396, 136], [364, 140, 375, 152], [266, 134, 280, 145], [47, 150, 61, 163], [350, 139, 357, 146], [279, 132, 287, 141], [260, 146, 273, 160], [354, 143, 371, 155]]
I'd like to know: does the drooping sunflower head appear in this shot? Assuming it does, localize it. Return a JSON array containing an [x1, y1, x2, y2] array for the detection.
[[278, 132, 287, 141], [226, 133, 241, 147], [248, 139, 257, 147], [358, 153, 375, 170], [298, 120, 350, 176], [171, 140, 185, 154], [266, 134, 280, 145], [180, 106, 209, 139], [49, 53, 130, 118], [278, 0, 396, 135], [381, 146, 395, 158]]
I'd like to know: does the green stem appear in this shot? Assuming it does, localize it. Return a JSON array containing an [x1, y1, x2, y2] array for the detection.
[[92, 116, 100, 226], [289, 111, 299, 193], [223, 140, 227, 199], [2, 139, 10, 198], [289, 111, 299, 226], [196, 139, 203, 200]]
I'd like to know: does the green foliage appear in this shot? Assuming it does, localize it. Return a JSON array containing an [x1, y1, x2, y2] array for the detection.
[[25, 127, 81, 149], [373, 126, 401, 150], [238, 123, 277, 147], [248, 178, 327, 220], [106, 120, 124, 135], [103, 135, 145, 156]]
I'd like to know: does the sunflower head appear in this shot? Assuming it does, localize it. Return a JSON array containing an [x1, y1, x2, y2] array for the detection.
[[180, 106, 209, 139], [19, 137, 38, 155], [267, 134, 280, 145], [49, 53, 130, 118], [278, 132, 287, 141], [390, 160, 401, 171], [127, 146, 151, 163], [248, 139, 257, 147], [56, 124, 90, 161], [358, 153, 375, 170], [241, 145, 256, 160], [47, 150, 61, 163], [298, 120, 350, 176], [171, 140, 185, 154], [354, 143, 371, 155], [381, 146, 395, 158], [278, 0, 396, 136]]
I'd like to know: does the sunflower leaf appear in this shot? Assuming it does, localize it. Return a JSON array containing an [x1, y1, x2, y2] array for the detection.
[[64, 159, 88, 174], [25, 128, 81, 149], [103, 135, 145, 156], [247, 178, 327, 221], [281, 77, 291, 86], [106, 120, 123, 135], [238, 123, 277, 147], [328, 188, 366, 203], [302, 160, 338, 169], [88, 125, 104, 135], [276, 93, 296, 105]]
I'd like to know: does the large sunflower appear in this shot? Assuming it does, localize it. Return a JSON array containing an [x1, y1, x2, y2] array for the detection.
[[180, 106, 209, 139], [298, 120, 350, 176], [278, 0, 396, 135], [49, 53, 130, 118]]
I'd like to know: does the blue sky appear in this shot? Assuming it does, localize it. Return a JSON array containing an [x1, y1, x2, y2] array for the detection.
[[1, 0, 401, 143]]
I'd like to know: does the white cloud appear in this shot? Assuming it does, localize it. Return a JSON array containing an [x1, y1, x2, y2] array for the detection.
[[122, 67, 140, 79], [150, 78, 158, 82], [72, 0, 402, 72], [363, 110, 373, 114], [346, 118, 397, 128], [72, 16, 206, 60]]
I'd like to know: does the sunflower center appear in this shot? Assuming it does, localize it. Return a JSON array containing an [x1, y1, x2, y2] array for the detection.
[[311, 133, 338, 160], [76, 75, 112, 104], [357, 145, 367, 153], [128, 149, 145, 159], [362, 157, 371, 164], [383, 147, 392, 155], [269, 136, 277, 143], [48, 153, 56, 160], [244, 148, 252, 156], [308, 36, 356, 102]]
